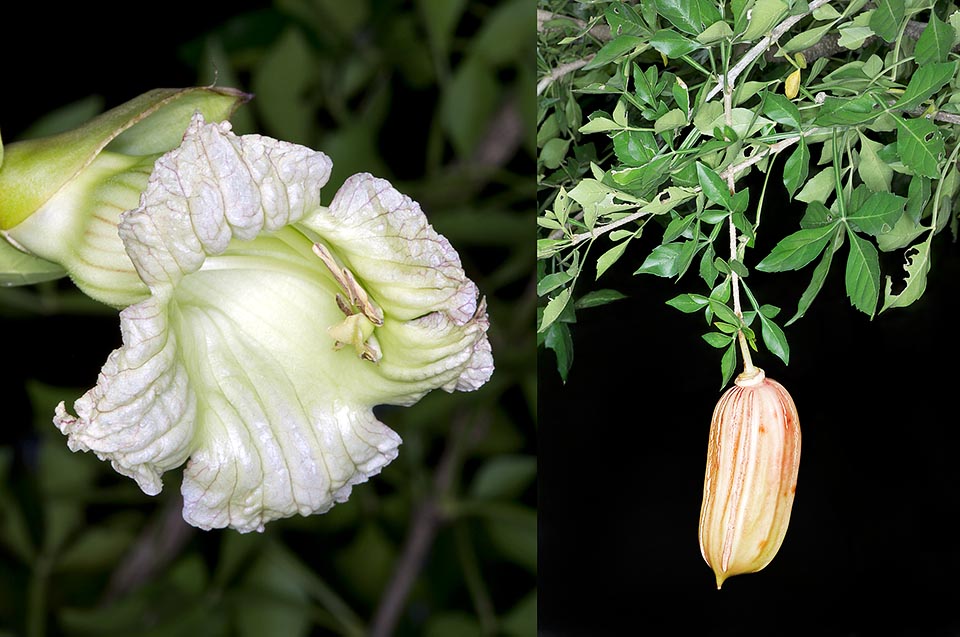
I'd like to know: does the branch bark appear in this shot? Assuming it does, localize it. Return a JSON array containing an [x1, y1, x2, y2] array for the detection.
[[369, 412, 486, 637]]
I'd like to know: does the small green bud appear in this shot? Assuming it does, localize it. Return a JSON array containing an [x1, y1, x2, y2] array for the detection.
[[0, 87, 251, 306]]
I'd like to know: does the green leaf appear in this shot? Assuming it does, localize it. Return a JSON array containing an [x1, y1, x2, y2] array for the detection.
[[654, 109, 687, 135], [787, 232, 839, 325], [905, 176, 932, 224], [742, 0, 788, 41], [915, 13, 954, 65], [838, 25, 875, 50], [896, 116, 944, 178], [649, 29, 701, 58], [653, 0, 722, 36], [756, 224, 838, 271], [540, 137, 570, 169], [538, 287, 572, 333], [666, 293, 709, 313], [696, 162, 731, 209], [635, 242, 685, 277], [795, 166, 836, 204], [759, 314, 789, 364], [583, 35, 646, 70], [869, 0, 905, 43], [881, 242, 932, 311], [814, 94, 882, 126], [576, 289, 627, 309], [537, 271, 572, 296], [892, 61, 957, 111], [696, 20, 734, 45], [663, 214, 695, 243], [580, 116, 622, 134], [782, 139, 810, 200], [720, 341, 737, 388], [613, 130, 656, 166], [596, 240, 630, 279], [857, 133, 892, 192], [783, 24, 832, 52], [762, 92, 802, 128], [703, 332, 733, 348], [708, 299, 741, 327], [847, 191, 906, 236], [800, 201, 837, 228], [845, 228, 881, 316]]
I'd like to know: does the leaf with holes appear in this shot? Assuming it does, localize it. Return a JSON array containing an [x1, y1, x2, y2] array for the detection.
[[844, 228, 881, 316], [896, 116, 944, 179]]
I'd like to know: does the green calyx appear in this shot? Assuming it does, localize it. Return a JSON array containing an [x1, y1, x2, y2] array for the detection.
[[0, 86, 251, 230]]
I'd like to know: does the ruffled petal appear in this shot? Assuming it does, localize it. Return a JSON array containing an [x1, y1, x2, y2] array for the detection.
[[56, 114, 491, 532]]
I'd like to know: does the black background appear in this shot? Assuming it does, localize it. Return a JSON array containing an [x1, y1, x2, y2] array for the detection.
[[5, 3, 960, 636], [538, 167, 960, 635]]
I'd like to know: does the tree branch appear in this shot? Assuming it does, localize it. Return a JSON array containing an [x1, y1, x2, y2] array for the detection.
[[558, 127, 827, 246], [369, 411, 486, 637], [537, 9, 611, 42], [705, 0, 833, 103], [537, 56, 595, 96]]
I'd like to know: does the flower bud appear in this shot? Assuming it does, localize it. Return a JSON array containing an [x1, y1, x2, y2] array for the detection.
[[0, 87, 250, 306], [698, 367, 801, 589]]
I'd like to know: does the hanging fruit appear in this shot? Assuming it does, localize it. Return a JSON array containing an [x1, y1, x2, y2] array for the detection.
[[698, 365, 801, 589]]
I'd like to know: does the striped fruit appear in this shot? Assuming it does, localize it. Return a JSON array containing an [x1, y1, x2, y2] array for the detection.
[[698, 367, 801, 589]]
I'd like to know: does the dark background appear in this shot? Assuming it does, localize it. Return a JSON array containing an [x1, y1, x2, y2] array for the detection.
[[538, 163, 960, 634], [2, 2, 536, 636]]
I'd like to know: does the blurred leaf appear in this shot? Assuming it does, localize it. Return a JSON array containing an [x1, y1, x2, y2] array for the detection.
[[470, 455, 536, 500], [441, 56, 499, 157], [236, 544, 312, 637], [15, 95, 105, 140], [424, 612, 482, 637], [251, 26, 317, 145], [0, 448, 35, 563], [481, 505, 536, 573], [471, 0, 532, 66], [332, 523, 398, 606], [213, 530, 264, 587], [55, 525, 138, 572], [416, 0, 467, 63], [500, 590, 536, 637]]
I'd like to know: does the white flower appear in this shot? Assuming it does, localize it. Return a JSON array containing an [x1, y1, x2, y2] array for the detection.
[[54, 114, 493, 532]]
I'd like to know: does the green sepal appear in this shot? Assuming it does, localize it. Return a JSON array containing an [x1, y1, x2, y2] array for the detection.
[[0, 86, 251, 230], [0, 235, 65, 286]]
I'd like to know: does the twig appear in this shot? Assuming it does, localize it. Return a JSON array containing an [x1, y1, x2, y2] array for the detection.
[[558, 127, 826, 245], [103, 492, 195, 603], [705, 0, 833, 102], [723, 64, 755, 374], [537, 9, 611, 42], [537, 56, 595, 96], [369, 411, 485, 637]]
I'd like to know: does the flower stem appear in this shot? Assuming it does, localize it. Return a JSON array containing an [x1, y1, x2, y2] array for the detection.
[[722, 63, 756, 378]]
